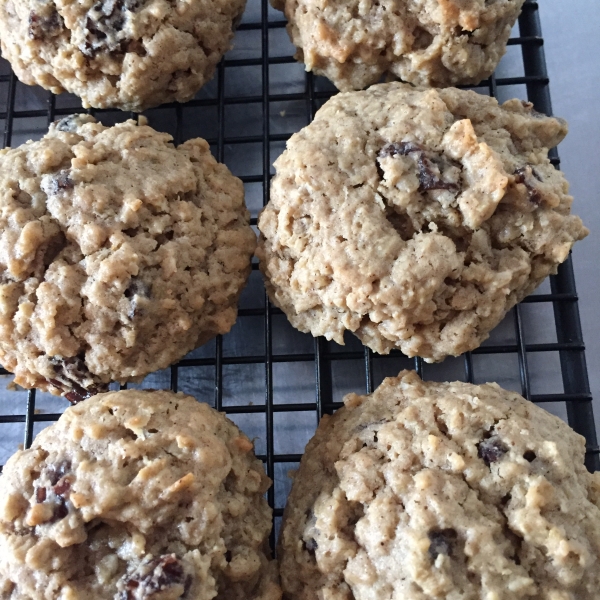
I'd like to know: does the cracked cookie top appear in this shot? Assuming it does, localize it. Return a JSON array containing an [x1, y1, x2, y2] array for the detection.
[[278, 370, 600, 600], [0, 389, 281, 599], [0, 0, 246, 111], [257, 83, 588, 361], [0, 115, 256, 399], [272, 0, 525, 90]]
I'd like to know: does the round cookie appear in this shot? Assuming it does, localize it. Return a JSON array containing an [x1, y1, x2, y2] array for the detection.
[[272, 0, 525, 90], [257, 83, 588, 361], [0, 389, 281, 599], [0, 115, 256, 401], [0, 0, 246, 111], [278, 370, 600, 600]]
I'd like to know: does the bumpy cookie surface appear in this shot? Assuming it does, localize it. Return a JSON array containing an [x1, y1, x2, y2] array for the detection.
[[0, 389, 281, 599], [279, 370, 600, 600], [272, 0, 524, 90], [0, 0, 246, 111], [257, 83, 588, 361], [0, 115, 256, 400]]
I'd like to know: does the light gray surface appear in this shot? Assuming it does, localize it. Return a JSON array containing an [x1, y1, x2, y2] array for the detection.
[[540, 1, 600, 431]]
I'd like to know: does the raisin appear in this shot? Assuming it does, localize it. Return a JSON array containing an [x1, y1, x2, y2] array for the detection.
[[51, 498, 68, 522], [379, 142, 460, 192], [48, 355, 108, 403], [54, 115, 79, 132], [47, 460, 71, 486], [122, 554, 186, 598], [53, 478, 71, 496], [28, 8, 63, 40], [523, 450, 536, 462], [44, 170, 74, 196], [514, 166, 543, 205], [416, 154, 460, 192], [183, 576, 192, 595], [124, 278, 151, 299], [53, 114, 96, 132], [378, 142, 419, 181], [428, 528, 457, 560], [80, 0, 143, 57], [303, 537, 318, 556], [379, 141, 423, 158], [125, 278, 151, 319], [61, 356, 89, 377], [64, 387, 92, 404], [52, 356, 88, 381], [477, 436, 508, 466], [48, 377, 82, 399], [31, 463, 73, 524]]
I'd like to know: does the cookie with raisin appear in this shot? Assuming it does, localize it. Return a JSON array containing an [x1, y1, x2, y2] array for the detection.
[[272, 0, 525, 90], [278, 370, 600, 600], [257, 83, 588, 361], [0, 389, 281, 599], [0, 115, 255, 400], [0, 0, 246, 111]]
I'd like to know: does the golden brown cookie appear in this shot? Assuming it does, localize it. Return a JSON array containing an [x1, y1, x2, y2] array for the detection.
[[0, 0, 246, 111], [279, 370, 600, 600], [272, 0, 525, 90], [257, 83, 588, 361], [0, 389, 281, 599], [0, 115, 256, 400]]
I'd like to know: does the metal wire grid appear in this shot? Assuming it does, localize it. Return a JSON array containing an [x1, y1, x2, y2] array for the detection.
[[0, 0, 597, 552]]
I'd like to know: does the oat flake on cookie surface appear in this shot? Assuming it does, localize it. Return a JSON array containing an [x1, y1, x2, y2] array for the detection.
[[0, 0, 246, 111], [0, 114, 256, 401], [0, 389, 281, 599], [278, 370, 600, 600], [257, 83, 588, 362], [272, 0, 525, 91]]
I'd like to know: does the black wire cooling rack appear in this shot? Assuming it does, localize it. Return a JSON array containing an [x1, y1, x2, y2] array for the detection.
[[0, 0, 597, 549]]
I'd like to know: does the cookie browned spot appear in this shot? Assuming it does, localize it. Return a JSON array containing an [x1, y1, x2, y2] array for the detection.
[[257, 83, 588, 361], [0, 390, 281, 599], [0, 0, 246, 111], [278, 370, 600, 600], [0, 115, 256, 399], [271, 0, 525, 91]]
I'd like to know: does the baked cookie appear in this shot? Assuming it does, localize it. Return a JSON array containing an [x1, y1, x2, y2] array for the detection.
[[0, 0, 246, 111], [0, 115, 256, 401], [0, 389, 281, 600], [257, 83, 588, 361], [272, 0, 525, 91], [278, 370, 600, 600]]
